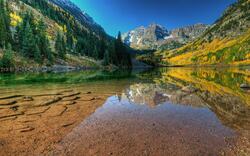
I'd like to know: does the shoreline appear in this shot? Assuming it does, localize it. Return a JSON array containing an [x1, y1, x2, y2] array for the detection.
[[151, 64, 250, 69], [0, 64, 249, 73], [0, 65, 101, 73]]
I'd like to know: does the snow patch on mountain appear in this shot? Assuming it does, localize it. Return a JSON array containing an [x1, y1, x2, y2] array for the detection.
[[164, 35, 174, 40]]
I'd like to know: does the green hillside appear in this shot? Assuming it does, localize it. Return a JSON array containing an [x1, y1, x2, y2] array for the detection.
[[0, 0, 132, 71]]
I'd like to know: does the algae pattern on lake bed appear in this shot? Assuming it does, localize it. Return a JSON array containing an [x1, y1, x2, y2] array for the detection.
[[0, 68, 249, 156]]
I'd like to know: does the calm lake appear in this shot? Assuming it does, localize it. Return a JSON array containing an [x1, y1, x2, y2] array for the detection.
[[0, 67, 249, 156]]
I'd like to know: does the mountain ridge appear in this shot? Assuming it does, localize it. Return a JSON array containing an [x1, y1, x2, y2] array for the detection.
[[122, 23, 208, 50]]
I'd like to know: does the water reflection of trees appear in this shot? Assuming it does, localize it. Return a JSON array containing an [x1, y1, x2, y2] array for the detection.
[[0, 69, 134, 86], [129, 67, 250, 130]]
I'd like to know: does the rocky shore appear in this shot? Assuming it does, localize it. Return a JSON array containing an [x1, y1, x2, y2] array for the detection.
[[0, 65, 101, 73]]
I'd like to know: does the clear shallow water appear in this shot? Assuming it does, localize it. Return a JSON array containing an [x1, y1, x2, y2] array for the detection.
[[0, 67, 249, 155]]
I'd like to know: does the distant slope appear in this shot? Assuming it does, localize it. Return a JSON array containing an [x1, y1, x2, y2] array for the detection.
[[160, 0, 250, 66], [48, 0, 106, 36]]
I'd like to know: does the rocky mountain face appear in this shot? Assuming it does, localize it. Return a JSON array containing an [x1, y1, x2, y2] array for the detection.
[[122, 23, 208, 50], [122, 24, 169, 50], [170, 24, 208, 42], [48, 0, 105, 35]]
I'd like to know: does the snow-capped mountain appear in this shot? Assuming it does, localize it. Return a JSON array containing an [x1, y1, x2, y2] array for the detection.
[[48, 0, 105, 34], [122, 24, 170, 50], [122, 23, 208, 50]]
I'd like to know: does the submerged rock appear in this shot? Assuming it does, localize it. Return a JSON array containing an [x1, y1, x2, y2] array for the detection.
[[38, 97, 62, 107], [0, 100, 17, 106], [19, 127, 35, 133], [0, 95, 23, 100]]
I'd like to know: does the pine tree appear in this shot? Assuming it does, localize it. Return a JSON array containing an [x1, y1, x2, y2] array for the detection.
[[29, 13, 37, 35], [76, 37, 86, 56], [108, 43, 117, 65], [115, 31, 123, 63], [61, 34, 67, 57], [103, 49, 110, 66], [0, 12, 6, 48], [13, 25, 21, 51], [36, 19, 53, 62], [93, 46, 99, 59], [99, 39, 106, 59], [34, 44, 42, 63], [14, 15, 27, 52], [36, 19, 47, 36], [114, 31, 132, 68], [55, 32, 61, 54], [21, 22, 35, 58], [4, 1, 13, 46], [55, 32, 66, 59], [14, 12, 33, 54], [66, 24, 74, 53], [41, 34, 53, 63], [0, 43, 14, 69]]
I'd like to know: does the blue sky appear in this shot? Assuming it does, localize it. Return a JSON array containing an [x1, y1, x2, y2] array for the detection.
[[71, 0, 236, 36]]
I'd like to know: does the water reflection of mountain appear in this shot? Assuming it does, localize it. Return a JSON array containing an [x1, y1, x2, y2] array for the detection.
[[126, 67, 250, 130], [125, 83, 173, 107]]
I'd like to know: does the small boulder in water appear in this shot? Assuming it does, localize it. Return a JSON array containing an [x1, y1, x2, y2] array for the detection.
[[240, 84, 250, 89], [182, 85, 198, 93], [23, 96, 34, 101]]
